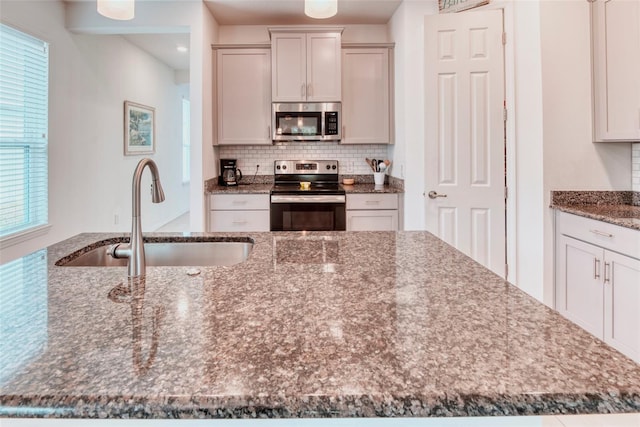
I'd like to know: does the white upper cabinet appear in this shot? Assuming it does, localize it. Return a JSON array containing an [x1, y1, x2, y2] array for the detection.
[[592, 0, 640, 141], [270, 30, 342, 102], [341, 46, 394, 144], [214, 47, 272, 145]]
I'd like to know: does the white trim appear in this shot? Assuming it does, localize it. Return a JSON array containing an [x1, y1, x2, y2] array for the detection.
[[0, 224, 51, 250]]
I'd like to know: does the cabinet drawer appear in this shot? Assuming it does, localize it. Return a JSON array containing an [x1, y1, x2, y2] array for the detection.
[[556, 211, 640, 259], [210, 194, 269, 211], [209, 210, 269, 232], [346, 210, 398, 231], [347, 193, 398, 210]]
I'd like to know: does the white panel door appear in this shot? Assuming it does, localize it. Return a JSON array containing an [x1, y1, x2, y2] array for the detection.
[[424, 10, 506, 277]]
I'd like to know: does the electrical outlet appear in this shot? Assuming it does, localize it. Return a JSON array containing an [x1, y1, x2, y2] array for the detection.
[[345, 161, 354, 173]]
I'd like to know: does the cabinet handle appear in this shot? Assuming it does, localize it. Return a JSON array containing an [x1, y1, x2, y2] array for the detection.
[[365, 200, 381, 205], [589, 229, 613, 238], [594, 258, 601, 279], [307, 84, 312, 97], [232, 220, 248, 225], [232, 200, 248, 205], [604, 262, 611, 283], [301, 84, 305, 97]]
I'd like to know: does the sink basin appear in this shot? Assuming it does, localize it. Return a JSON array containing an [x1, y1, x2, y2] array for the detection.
[[57, 238, 253, 267]]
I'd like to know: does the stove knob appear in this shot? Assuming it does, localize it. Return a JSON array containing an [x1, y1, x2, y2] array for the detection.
[[332, 165, 337, 170], [326, 165, 331, 170], [282, 165, 287, 170], [276, 165, 281, 170]]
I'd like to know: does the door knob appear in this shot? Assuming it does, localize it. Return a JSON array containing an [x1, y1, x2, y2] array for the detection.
[[427, 191, 447, 199]]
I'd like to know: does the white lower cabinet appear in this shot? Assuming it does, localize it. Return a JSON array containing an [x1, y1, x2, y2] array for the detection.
[[346, 193, 398, 231], [209, 194, 270, 232], [555, 211, 640, 363]]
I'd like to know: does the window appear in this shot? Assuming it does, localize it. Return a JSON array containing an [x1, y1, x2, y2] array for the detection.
[[182, 98, 190, 183], [0, 24, 49, 241]]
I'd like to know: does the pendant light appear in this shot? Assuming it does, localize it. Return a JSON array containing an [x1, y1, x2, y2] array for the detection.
[[304, 0, 337, 19], [97, 0, 135, 21]]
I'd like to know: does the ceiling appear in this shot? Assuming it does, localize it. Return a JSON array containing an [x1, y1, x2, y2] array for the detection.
[[203, 0, 402, 26], [68, 0, 403, 72]]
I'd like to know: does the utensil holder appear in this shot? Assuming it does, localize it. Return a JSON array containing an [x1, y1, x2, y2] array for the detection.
[[373, 172, 385, 186]]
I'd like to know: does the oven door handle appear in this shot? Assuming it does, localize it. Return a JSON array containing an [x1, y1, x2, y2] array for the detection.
[[271, 195, 346, 204]]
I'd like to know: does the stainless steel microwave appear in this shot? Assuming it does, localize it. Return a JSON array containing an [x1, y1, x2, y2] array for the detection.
[[272, 102, 341, 142]]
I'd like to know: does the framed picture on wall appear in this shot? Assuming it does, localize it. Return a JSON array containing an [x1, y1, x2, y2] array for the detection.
[[124, 101, 155, 155]]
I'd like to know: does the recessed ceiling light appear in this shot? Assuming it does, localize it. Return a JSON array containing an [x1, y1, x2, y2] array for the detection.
[[176, 46, 188, 53]]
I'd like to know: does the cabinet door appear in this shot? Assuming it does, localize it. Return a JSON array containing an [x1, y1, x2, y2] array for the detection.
[[555, 234, 604, 338], [346, 210, 398, 231], [271, 33, 307, 102], [306, 33, 342, 102], [604, 251, 640, 363], [341, 48, 392, 144], [216, 49, 271, 145], [592, 0, 640, 141]]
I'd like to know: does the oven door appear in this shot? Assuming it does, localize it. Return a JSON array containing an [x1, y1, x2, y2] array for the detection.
[[270, 195, 346, 231]]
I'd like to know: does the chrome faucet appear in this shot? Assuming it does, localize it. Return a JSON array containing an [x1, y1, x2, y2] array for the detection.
[[108, 158, 165, 277]]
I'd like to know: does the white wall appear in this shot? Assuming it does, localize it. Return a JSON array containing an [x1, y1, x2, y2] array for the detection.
[[217, 24, 390, 45], [0, 1, 190, 263], [388, 0, 439, 231], [539, 0, 631, 304]]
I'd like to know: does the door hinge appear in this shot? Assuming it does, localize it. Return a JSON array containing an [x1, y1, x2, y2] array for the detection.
[[502, 32, 507, 45], [505, 263, 509, 278], [504, 186, 508, 200]]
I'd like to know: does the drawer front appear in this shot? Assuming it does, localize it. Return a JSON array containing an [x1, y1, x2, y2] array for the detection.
[[209, 210, 270, 232], [556, 211, 640, 259], [210, 194, 270, 211], [346, 210, 398, 231], [347, 193, 398, 210]]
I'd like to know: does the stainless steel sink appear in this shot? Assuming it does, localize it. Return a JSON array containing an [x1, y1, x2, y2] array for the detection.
[[58, 239, 253, 267]]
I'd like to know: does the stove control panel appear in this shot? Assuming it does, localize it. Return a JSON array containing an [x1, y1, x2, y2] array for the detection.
[[274, 160, 338, 175]]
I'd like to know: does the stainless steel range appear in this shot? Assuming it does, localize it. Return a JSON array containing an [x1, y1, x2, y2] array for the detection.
[[270, 160, 346, 231]]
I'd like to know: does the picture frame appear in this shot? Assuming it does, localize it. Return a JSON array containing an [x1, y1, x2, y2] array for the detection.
[[124, 101, 155, 155]]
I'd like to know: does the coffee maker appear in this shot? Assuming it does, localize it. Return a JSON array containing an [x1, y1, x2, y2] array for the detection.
[[218, 159, 242, 186]]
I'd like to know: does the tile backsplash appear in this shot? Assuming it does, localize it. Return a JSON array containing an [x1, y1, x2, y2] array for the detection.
[[633, 142, 640, 192], [219, 142, 390, 176]]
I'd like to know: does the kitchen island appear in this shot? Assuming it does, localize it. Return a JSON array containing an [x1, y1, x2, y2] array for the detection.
[[1, 231, 639, 420]]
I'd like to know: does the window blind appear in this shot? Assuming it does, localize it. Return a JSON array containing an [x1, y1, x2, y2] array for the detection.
[[0, 24, 49, 239]]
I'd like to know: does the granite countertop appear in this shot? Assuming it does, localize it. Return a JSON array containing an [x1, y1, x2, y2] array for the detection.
[[1, 231, 639, 419], [205, 177, 405, 195], [550, 191, 640, 231]]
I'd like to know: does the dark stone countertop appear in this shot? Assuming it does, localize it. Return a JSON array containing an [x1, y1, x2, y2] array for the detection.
[[550, 191, 640, 231], [204, 176, 405, 195], [206, 184, 404, 195], [1, 231, 639, 419]]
